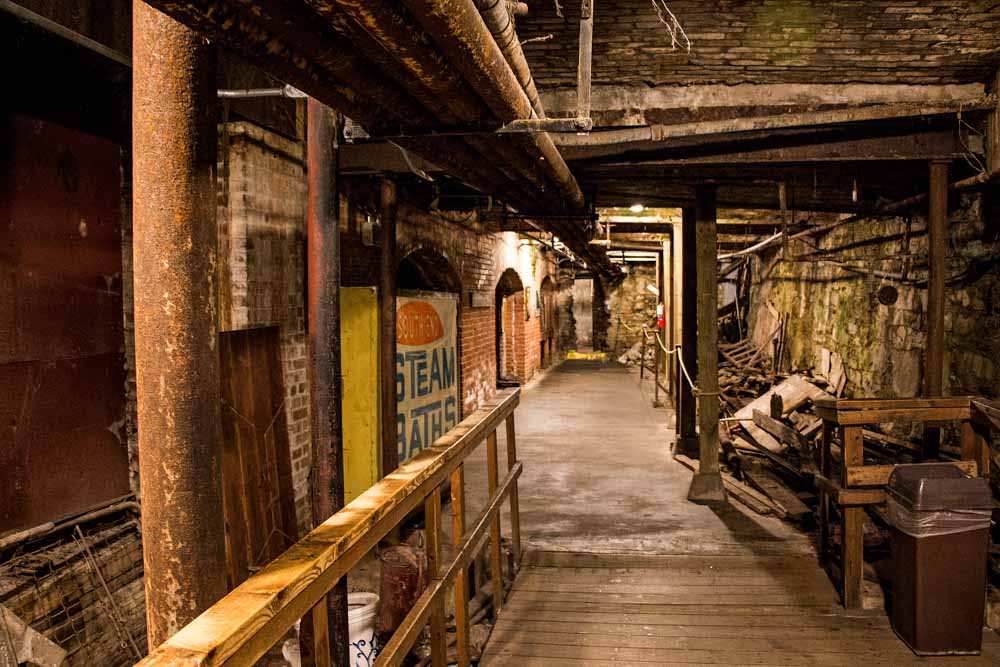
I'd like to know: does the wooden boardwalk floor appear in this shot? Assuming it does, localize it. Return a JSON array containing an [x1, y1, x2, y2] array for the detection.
[[480, 551, 1000, 666]]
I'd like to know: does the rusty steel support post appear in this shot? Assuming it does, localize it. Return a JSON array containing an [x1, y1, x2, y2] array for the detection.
[[688, 185, 727, 505], [923, 160, 949, 459], [675, 207, 699, 457], [302, 98, 350, 667], [380, 179, 399, 478], [132, 1, 227, 647]]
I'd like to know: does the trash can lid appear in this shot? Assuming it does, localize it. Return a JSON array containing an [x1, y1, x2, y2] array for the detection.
[[887, 463, 993, 511]]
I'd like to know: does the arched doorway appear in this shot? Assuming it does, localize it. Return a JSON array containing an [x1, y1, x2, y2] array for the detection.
[[398, 247, 462, 294], [539, 276, 558, 368], [495, 268, 524, 387]]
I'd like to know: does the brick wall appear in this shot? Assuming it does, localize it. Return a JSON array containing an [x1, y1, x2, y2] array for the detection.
[[337, 194, 560, 411], [122, 118, 564, 543], [217, 122, 312, 533], [123, 126, 563, 533]]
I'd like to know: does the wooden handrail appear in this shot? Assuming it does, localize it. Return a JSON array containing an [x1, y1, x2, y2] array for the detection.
[[136, 388, 521, 667]]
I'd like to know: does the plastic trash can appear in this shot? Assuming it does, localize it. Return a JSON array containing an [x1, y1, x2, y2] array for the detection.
[[887, 463, 993, 655]]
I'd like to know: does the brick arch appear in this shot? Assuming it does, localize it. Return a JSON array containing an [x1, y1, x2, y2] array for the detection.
[[496, 267, 524, 296], [397, 245, 462, 293], [495, 268, 527, 386]]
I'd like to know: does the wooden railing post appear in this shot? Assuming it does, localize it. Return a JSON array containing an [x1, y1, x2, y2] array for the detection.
[[485, 430, 504, 616], [840, 425, 864, 609], [306, 600, 332, 667], [424, 488, 446, 667], [450, 465, 470, 667], [818, 421, 832, 566], [504, 414, 522, 573], [639, 335, 646, 379]]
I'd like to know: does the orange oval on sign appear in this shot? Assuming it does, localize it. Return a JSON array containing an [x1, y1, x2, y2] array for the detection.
[[396, 301, 444, 345]]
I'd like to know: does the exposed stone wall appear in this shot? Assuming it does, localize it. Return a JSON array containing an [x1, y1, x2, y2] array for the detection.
[[606, 264, 659, 356], [572, 279, 594, 349], [593, 278, 611, 352], [217, 122, 312, 532], [749, 193, 999, 403], [557, 271, 577, 352]]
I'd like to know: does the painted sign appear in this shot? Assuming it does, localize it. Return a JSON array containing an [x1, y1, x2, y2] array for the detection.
[[396, 291, 459, 462]]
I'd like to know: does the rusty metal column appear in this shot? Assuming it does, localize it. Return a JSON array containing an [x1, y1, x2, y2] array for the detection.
[[688, 185, 727, 505], [380, 179, 399, 477], [132, 1, 226, 647], [923, 160, 949, 459], [675, 207, 698, 457], [304, 98, 350, 666]]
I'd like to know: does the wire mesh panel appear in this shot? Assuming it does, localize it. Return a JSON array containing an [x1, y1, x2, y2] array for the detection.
[[0, 508, 146, 666]]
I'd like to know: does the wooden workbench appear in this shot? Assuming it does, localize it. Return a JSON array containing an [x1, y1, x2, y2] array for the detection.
[[813, 396, 992, 609]]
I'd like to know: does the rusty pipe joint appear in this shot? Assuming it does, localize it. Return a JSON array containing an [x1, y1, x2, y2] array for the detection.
[[476, 0, 545, 118]]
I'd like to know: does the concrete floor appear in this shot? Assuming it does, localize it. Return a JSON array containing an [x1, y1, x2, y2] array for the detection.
[[466, 359, 813, 557]]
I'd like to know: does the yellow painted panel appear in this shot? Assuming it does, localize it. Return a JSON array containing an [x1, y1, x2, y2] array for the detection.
[[341, 287, 380, 503]]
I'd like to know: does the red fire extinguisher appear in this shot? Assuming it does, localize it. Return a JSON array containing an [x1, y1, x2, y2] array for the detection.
[[656, 304, 665, 330]]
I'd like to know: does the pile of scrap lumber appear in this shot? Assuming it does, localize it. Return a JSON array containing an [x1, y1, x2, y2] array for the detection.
[[716, 348, 947, 528], [718, 318, 786, 410], [719, 373, 834, 524], [712, 341, 861, 525]]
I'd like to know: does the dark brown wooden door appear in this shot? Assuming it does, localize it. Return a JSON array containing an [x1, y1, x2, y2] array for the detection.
[[218, 327, 298, 589]]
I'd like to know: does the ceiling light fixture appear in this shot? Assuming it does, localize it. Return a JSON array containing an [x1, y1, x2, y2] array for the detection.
[[629, 203, 645, 213]]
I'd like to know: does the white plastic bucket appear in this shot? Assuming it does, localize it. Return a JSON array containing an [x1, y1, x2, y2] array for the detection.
[[281, 593, 379, 667], [347, 592, 379, 667]]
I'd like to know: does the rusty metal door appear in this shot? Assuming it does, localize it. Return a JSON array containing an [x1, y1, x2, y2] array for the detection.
[[0, 114, 128, 533]]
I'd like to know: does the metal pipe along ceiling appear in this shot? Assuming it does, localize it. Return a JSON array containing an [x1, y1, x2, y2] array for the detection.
[[140, 0, 614, 275], [475, 0, 546, 118], [397, 0, 586, 211]]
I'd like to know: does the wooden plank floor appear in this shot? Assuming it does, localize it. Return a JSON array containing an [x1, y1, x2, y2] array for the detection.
[[480, 551, 1000, 666]]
